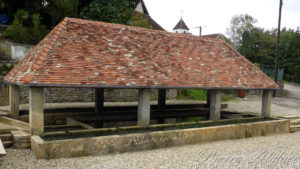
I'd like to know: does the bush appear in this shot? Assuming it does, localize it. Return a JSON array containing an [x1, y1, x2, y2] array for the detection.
[[0, 62, 14, 77], [177, 89, 237, 101], [29, 14, 49, 43], [4, 9, 49, 44], [177, 89, 207, 101], [4, 9, 29, 43]]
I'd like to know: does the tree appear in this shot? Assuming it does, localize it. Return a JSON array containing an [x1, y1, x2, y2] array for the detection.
[[279, 28, 300, 82], [80, 0, 139, 24], [46, 0, 79, 26], [239, 27, 276, 65], [130, 12, 152, 29], [239, 26, 300, 83], [0, 0, 45, 22], [226, 14, 257, 49], [4, 9, 49, 44]]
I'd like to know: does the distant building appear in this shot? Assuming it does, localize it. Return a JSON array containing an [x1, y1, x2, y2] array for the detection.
[[135, 0, 149, 15], [173, 18, 190, 34], [202, 33, 233, 45], [134, 0, 165, 31], [202, 33, 228, 41]]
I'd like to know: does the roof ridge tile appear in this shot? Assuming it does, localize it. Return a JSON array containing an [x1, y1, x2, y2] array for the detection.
[[20, 18, 68, 83], [66, 17, 215, 42]]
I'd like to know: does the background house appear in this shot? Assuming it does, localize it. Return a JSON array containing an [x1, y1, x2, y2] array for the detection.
[[173, 18, 190, 34]]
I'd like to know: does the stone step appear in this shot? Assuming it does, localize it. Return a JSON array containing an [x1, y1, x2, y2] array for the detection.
[[0, 129, 11, 135], [290, 119, 300, 125], [283, 116, 300, 119], [0, 133, 12, 141], [290, 125, 300, 133], [2, 141, 13, 148]]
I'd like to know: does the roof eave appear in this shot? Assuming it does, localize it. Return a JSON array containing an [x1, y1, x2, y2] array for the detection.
[[4, 80, 279, 90]]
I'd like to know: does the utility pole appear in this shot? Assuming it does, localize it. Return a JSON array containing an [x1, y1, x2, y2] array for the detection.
[[194, 25, 206, 36], [274, 0, 283, 97], [199, 26, 202, 36]]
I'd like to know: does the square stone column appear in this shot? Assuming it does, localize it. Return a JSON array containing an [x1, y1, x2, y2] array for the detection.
[[29, 87, 44, 135], [261, 90, 272, 117], [9, 84, 20, 117], [209, 90, 221, 121], [138, 89, 151, 126]]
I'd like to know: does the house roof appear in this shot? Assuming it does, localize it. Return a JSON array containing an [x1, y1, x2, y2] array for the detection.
[[173, 18, 189, 30], [134, 11, 165, 31], [202, 33, 229, 41], [140, 0, 149, 15], [4, 18, 278, 89]]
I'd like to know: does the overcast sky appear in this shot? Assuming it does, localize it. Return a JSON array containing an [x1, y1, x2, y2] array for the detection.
[[144, 0, 300, 36]]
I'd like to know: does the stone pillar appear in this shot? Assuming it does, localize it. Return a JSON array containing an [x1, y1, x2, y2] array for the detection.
[[138, 89, 151, 126], [29, 87, 44, 135], [157, 89, 166, 123], [209, 90, 221, 121], [95, 88, 104, 127], [9, 84, 20, 117], [261, 90, 272, 118]]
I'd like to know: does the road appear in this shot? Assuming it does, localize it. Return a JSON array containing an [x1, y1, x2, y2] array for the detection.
[[273, 83, 300, 110]]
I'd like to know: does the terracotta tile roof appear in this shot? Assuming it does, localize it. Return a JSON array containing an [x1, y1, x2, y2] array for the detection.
[[4, 18, 278, 89]]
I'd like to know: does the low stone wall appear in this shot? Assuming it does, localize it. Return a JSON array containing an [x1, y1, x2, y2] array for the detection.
[[0, 40, 33, 61], [31, 119, 290, 159], [0, 81, 177, 106]]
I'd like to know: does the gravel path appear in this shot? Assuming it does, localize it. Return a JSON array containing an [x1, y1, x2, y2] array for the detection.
[[3, 132, 300, 169]]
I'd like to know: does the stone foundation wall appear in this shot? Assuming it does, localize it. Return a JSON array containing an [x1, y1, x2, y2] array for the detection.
[[0, 81, 177, 105], [31, 119, 290, 159]]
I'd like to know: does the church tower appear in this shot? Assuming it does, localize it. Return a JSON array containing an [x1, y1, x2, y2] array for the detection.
[[173, 17, 190, 34]]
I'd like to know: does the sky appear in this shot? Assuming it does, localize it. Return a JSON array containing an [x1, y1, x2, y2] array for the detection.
[[143, 0, 300, 36]]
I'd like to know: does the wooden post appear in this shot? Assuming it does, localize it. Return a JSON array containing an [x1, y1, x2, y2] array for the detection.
[[157, 89, 166, 123], [29, 87, 44, 135], [9, 84, 20, 117], [209, 90, 221, 121], [138, 89, 151, 126], [262, 90, 272, 117], [95, 88, 104, 127]]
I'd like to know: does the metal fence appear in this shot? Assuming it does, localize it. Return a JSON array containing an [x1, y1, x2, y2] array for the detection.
[[260, 65, 284, 80]]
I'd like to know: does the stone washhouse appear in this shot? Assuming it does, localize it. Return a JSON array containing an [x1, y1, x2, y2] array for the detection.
[[4, 17, 279, 135]]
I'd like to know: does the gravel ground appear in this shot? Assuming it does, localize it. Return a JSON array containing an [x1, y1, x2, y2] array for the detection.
[[224, 95, 300, 118], [225, 83, 300, 118], [3, 132, 300, 169]]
